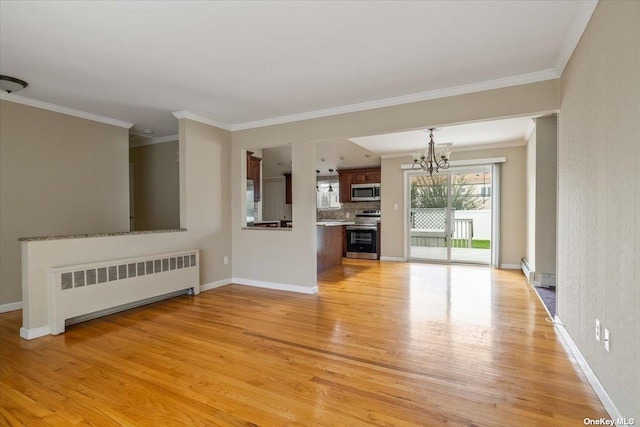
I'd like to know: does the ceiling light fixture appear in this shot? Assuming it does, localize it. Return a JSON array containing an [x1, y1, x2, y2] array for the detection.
[[0, 75, 28, 93], [412, 128, 450, 176]]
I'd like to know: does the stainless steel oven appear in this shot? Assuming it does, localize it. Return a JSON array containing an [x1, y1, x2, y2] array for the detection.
[[346, 225, 378, 259]]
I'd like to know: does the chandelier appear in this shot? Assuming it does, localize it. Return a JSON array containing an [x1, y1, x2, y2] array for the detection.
[[412, 128, 450, 176]]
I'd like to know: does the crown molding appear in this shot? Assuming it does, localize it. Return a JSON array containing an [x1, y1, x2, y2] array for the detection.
[[172, 110, 232, 131], [231, 69, 559, 131], [554, 0, 599, 75], [0, 92, 134, 129], [129, 134, 179, 148]]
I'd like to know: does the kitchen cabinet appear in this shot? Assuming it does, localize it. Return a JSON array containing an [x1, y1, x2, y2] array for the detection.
[[342, 225, 347, 257], [337, 167, 381, 203], [283, 173, 292, 204], [247, 151, 262, 202], [317, 224, 343, 274], [338, 172, 352, 203], [351, 169, 380, 184]]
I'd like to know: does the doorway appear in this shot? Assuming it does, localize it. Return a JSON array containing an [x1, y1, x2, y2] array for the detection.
[[408, 165, 493, 265]]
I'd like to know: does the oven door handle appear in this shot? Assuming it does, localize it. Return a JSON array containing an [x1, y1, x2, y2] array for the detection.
[[347, 226, 377, 230]]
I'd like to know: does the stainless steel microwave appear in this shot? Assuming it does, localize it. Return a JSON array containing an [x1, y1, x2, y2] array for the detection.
[[351, 183, 381, 201]]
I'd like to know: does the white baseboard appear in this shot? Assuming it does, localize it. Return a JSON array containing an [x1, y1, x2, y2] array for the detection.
[[200, 278, 232, 292], [380, 256, 405, 262], [232, 277, 318, 294], [554, 315, 622, 420], [500, 263, 521, 269], [20, 325, 50, 340], [0, 301, 23, 313]]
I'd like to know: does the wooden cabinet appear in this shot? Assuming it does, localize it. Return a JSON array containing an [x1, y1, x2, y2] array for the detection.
[[352, 169, 380, 184], [246, 151, 262, 202], [338, 172, 352, 203], [342, 225, 347, 257], [317, 225, 343, 274], [337, 167, 381, 203], [283, 173, 292, 204]]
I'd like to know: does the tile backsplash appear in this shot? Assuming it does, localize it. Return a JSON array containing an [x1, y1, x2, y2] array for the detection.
[[317, 201, 380, 220]]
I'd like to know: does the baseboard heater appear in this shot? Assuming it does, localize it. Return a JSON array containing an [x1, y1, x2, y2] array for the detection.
[[49, 250, 199, 335], [521, 257, 534, 283]]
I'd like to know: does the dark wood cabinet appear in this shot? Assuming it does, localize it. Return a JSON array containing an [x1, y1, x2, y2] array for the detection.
[[246, 151, 262, 202], [283, 173, 292, 204], [337, 167, 381, 203], [366, 169, 381, 183], [317, 225, 343, 274], [342, 225, 347, 257], [352, 169, 380, 184], [338, 171, 352, 203]]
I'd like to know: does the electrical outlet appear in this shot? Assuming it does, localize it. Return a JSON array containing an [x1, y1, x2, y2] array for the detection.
[[604, 328, 610, 352], [595, 318, 601, 341], [223, 256, 229, 265]]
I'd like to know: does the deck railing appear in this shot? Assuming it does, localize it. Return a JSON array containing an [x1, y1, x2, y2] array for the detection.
[[451, 218, 473, 248], [410, 209, 473, 248]]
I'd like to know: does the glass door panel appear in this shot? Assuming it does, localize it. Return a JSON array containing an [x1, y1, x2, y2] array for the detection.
[[409, 174, 450, 261], [449, 167, 492, 264]]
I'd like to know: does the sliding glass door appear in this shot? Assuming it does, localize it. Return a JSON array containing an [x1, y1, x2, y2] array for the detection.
[[408, 166, 492, 265]]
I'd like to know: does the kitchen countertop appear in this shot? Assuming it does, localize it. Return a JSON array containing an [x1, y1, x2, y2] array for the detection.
[[316, 221, 355, 226], [18, 228, 187, 242]]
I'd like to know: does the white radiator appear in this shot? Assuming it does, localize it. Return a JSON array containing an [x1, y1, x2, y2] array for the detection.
[[48, 250, 199, 335], [521, 257, 534, 283]]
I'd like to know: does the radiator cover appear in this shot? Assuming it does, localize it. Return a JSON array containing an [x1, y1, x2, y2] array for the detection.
[[48, 250, 199, 335]]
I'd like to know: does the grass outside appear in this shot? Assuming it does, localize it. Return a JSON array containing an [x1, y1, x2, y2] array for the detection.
[[452, 239, 491, 249]]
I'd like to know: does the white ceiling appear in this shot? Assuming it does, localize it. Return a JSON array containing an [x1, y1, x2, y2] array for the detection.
[[0, 1, 596, 137], [260, 138, 381, 177], [350, 116, 536, 158]]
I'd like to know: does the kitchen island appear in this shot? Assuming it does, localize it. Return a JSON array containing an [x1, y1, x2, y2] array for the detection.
[[316, 222, 352, 273]]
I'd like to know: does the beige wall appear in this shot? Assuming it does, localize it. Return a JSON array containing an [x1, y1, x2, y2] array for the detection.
[[526, 128, 537, 268], [179, 119, 232, 286], [231, 139, 318, 291], [380, 146, 526, 265], [20, 117, 233, 332], [0, 101, 129, 306], [558, 0, 639, 417], [525, 116, 558, 281], [533, 116, 557, 280], [129, 141, 180, 231]]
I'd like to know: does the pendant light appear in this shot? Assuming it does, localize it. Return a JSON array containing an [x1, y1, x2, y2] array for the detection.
[[328, 169, 334, 192]]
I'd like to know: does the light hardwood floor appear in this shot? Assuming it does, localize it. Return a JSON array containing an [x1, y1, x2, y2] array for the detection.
[[1, 260, 607, 426]]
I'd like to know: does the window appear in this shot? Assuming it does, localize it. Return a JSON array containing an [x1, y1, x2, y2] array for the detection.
[[316, 178, 340, 209]]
